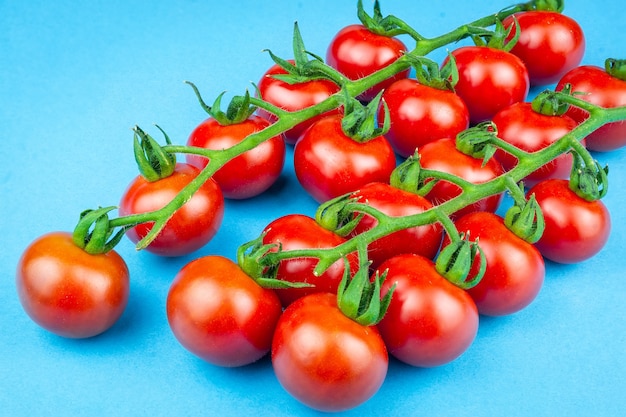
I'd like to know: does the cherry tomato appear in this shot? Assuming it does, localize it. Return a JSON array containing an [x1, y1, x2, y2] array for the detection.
[[376, 254, 478, 367], [349, 182, 443, 269], [503, 11, 585, 86], [418, 137, 504, 218], [492, 102, 580, 185], [119, 163, 224, 257], [326, 24, 410, 102], [445, 46, 529, 124], [443, 212, 545, 316], [556, 65, 626, 151], [256, 60, 341, 144], [272, 292, 388, 412], [186, 115, 285, 199], [16, 232, 129, 338], [261, 214, 358, 307], [527, 179, 611, 264], [167, 256, 282, 367], [294, 114, 396, 203], [379, 78, 470, 157]]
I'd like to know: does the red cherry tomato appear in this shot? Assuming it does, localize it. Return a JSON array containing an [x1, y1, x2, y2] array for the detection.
[[443, 212, 545, 316], [119, 163, 224, 257], [503, 11, 585, 86], [272, 292, 388, 412], [349, 182, 443, 269], [556, 65, 626, 151], [445, 46, 529, 124], [326, 24, 410, 102], [379, 78, 470, 157], [527, 179, 611, 264], [492, 102, 580, 185], [186, 115, 285, 199], [16, 232, 129, 338], [418, 137, 504, 218], [293, 114, 396, 203], [376, 254, 478, 367], [261, 214, 358, 307], [167, 256, 282, 367], [256, 60, 341, 144]]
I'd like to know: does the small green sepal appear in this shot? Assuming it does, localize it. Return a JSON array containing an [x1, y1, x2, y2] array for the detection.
[[435, 233, 486, 289], [72, 206, 127, 255], [569, 152, 609, 201], [605, 58, 626, 82], [133, 125, 176, 182]]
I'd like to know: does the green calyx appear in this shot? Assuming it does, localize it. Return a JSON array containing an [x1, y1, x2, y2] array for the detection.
[[356, 0, 423, 41], [569, 151, 609, 201], [532, 88, 571, 116], [72, 206, 127, 255], [605, 58, 626, 82], [471, 16, 520, 52], [315, 194, 364, 237], [435, 232, 485, 290], [390, 152, 426, 195], [455, 122, 499, 166], [504, 179, 545, 243], [186, 81, 256, 125], [532, 0, 565, 12], [408, 54, 459, 91], [341, 88, 390, 142], [133, 125, 176, 182]]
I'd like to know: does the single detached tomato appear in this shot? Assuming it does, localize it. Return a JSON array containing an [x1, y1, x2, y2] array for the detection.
[[167, 256, 282, 367], [349, 182, 443, 269], [445, 46, 529, 124], [376, 254, 478, 367], [16, 232, 129, 338], [380, 78, 470, 157], [261, 214, 358, 307], [186, 115, 285, 199], [527, 179, 611, 264], [492, 102, 580, 185], [418, 137, 505, 218], [294, 114, 396, 203], [326, 24, 410, 102], [556, 65, 626, 151], [119, 163, 224, 257], [503, 11, 585, 86], [272, 292, 388, 412], [256, 60, 341, 144], [443, 212, 545, 316]]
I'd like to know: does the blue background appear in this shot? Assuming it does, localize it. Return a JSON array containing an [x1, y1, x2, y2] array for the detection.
[[1, 1, 625, 416]]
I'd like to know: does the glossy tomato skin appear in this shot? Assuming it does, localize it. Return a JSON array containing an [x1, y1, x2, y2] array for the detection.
[[528, 179, 611, 264], [186, 115, 285, 199], [443, 212, 545, 316], [349, 182, 443, 269], [492, 102, 580, 185], [503, 11, 585, 86], [167, 256, 282, 367], [326, 24, 410, 102], [376, 254, 478, 367], [261, 214, 358, 307], [119, 163, 224, 257], [256, 61, 341, 144], [272, 292, 388, 412], [446, 46, 529, 124], [380, 78, 470, 157], [418, 137, 505, 218], [556, 65, 626, 151], [16, 232, 130, 338], [293, 114, 396, 203]]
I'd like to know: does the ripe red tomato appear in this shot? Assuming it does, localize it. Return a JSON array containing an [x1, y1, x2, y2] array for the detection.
[[418, 137, 504, 218], [272, 292, 388, 412], [16, 232, 130, 338], [445, 46, 529, 123], [379, 78, 470, 157], [349, 182, 443, 269], [376, 254, 478, 367], [119, 163, 224, 257], [186, 115, 285, 199], [326, 24, 410, 102], [556, 65, 626, 151], [443, 212, 545, 316], [293, 114, 396, 203], [492, 102, 580, 185], [166, 256, 282, 367], [527, 179, 611, 264], [256, 60, 341, 144], [261, 214, 358, 307], [503, 11, 585, 86]]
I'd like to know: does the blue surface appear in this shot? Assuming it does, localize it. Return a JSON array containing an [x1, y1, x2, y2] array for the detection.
[[1, 1, 625, 416]]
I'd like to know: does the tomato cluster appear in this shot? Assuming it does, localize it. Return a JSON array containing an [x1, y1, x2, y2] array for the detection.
[[14, 1, 626, 413]]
